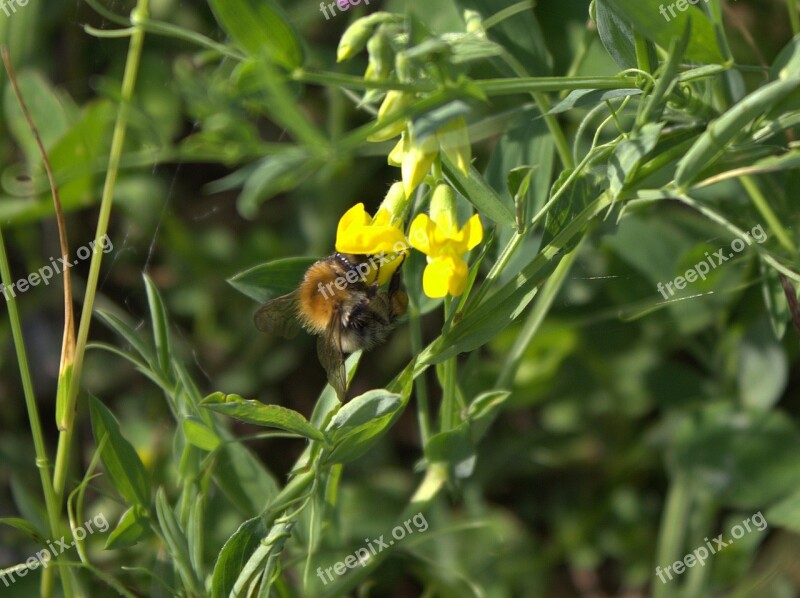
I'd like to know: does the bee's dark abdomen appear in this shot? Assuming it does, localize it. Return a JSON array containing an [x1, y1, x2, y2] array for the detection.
[[339, 300, 395, 353]]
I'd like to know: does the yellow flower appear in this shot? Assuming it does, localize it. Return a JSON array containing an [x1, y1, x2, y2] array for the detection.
[[387, 118, 472, 198], [408, 185, 483, 298], [334, 200, 408, 285]]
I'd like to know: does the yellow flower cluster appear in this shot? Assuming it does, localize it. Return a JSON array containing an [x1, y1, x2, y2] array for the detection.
[[335, 183, 483, 298], [370, 92, 472, 198]]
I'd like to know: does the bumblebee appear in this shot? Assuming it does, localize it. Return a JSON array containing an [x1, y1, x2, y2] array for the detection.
[[254, 253, 408, 400]]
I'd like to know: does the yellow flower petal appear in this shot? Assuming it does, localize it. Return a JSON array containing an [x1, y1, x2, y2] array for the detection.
[[408, 213, 436, 256], [336, 203, 371, 243], [463, 214, 483, 250], [401, 131, 439, 197], [335, 204, 407, 255], [388, 134, 406, 167], [422, 255, 469, 298]]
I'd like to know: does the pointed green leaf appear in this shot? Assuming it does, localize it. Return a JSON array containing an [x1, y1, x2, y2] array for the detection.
[[207, 0, 303, 69], [202, 393, 325, 442], [323, 390, 403, 464], [228, 257, 317, 303], [211, 516, 267, 598], [89, 396, 150, 510], [105, 506, 149, 550], [182, 416, 222, 452]]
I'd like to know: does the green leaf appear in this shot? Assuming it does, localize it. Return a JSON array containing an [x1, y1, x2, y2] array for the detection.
[[737, 317, 788, 410], [143, 274, 172, 377], [211, 516, 267, 598], [771, 33, 800, 81], [676, 78, 800, 187], [412, 100, 472, 141], [594, 0, 637, 69], [766, 490, 800, 534], [443, 156, 515, 226], [182, 416, 222, 452], [202, 393, 326, 442], [761, 261, 790, 339], [207, 0, 303, 69], [668, 405, 800, 509], [457, 0, 552, 75], [606, 0, 724, 64], [235, 152, 316, 219], [467, 390, 511, 441], [105, 506, 149, 550], [323, 390, 404, 464], [0, 517, 46, 544], [213, 443, 279, 516], [607, 122, 663, 198], [89, 396, 150, 510], [543, 170, 595, 250], [426, 424, 476, 479], [228, 256, 317, 303], [155, 489, 203, 594], [549, 88, 642, 114], [3, 70, 77, 166]]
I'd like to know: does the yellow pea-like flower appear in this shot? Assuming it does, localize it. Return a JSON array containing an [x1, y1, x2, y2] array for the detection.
[[408, 184, 483, 298]]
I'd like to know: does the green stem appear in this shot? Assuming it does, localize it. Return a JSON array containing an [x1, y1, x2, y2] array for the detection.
[[52, 0, 150, 504], [789, 0, 800, 36], [477, 76, 637, 96], [653, 474, 693, 598], [440, 298, 458, 431], [740, 175, 797, 254], [409, 300, 431, 445], [0, 231, 65, 597], [633, 32, 653, 76], [497, 239, 584, 388]]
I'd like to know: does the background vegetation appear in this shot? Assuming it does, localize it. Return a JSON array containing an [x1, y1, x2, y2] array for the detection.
[[1, 0, 800, 596]]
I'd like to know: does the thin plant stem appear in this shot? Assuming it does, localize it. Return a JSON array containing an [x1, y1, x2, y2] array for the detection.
[[52, 0, 150, 505], [0, 230, 67, 598], [740, 175, 797, 254], [439, 297, 458, 432], [410, 300, 431, 445], [653, 474, 693, 598]]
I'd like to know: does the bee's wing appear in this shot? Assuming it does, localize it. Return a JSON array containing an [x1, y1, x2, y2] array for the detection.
[[254, 292, 301, 338], [318, 316, 347, 401]]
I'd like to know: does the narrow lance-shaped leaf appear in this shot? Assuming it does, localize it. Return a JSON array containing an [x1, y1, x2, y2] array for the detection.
[[89, 396, 150, 510]]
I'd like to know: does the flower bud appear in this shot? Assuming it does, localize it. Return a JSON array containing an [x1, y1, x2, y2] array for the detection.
[[337, 12, 397, 62], [368, 90, 413, 141], [429, 184, 457, 234], [402, 130, 439, 197], [464, 10, 484, 35], [438, 116, 471, 176], [378, 181, 410, 223]]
